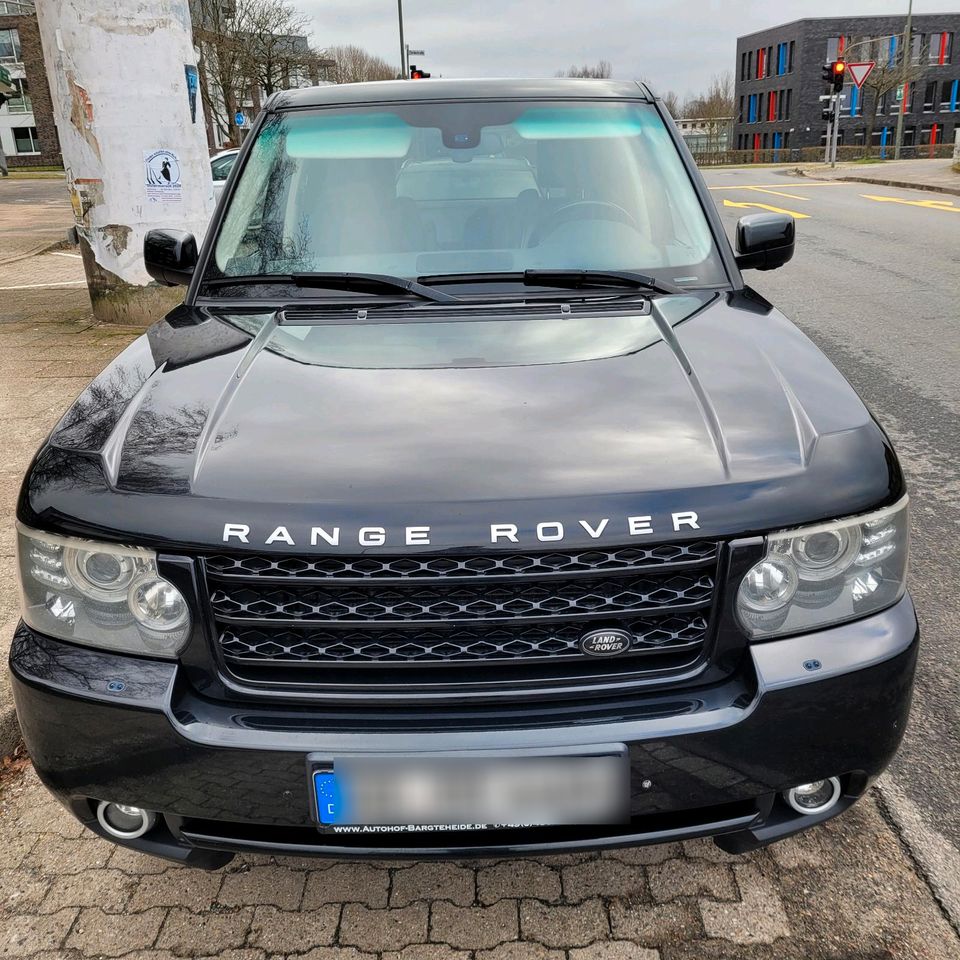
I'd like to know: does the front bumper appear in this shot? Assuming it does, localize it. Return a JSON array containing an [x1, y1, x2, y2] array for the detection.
[[9, 594, 918, 867]]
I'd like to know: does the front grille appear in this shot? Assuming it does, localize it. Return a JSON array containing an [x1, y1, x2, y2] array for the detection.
[[204, 541, 721, 699]]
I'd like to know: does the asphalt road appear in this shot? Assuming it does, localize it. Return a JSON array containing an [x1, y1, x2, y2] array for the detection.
[[706, 168, 960, 858]]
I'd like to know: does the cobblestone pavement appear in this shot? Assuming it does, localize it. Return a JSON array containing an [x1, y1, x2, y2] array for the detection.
[[1, 292, 959, 959]]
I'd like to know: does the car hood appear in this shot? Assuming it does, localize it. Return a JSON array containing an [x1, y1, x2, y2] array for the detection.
[[23, 291, 901, 552]]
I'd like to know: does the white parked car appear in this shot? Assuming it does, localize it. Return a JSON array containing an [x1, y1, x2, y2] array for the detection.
[[210, 148, 239, 200]]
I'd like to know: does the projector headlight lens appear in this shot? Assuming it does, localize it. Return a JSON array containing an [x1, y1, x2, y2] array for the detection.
[[737, 496, 909, 639], [17, 524, 190, 658]]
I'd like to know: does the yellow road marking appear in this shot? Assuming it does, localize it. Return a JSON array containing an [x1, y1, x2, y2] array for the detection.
[[861, 194, 959, 212], [708, 182, 846, 190], [745, 186, 811, 200], [722, 199, 811, 219]]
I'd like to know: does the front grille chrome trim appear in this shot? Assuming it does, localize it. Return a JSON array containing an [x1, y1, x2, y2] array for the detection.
[[202, 541, 724, 700]]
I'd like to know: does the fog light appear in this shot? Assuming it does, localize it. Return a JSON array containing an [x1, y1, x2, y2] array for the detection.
[[96, 801, 157, 840], [783, 777, 841, 816]]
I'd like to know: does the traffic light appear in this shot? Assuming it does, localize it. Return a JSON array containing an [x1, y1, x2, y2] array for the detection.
[[410, 64, 430, 79], [822, 107, 834, 121], [830, 60, 846, 92]]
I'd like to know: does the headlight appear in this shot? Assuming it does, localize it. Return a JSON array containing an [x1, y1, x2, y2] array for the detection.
[[737, 496, 909, 640], [16, 524, 190, 658]]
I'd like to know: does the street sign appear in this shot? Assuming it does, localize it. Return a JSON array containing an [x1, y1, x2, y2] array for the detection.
[[848, 62, 875, 89], [408, 48, 425, 56], [235, 111, 246, 127], [896, 84, 905, 102]]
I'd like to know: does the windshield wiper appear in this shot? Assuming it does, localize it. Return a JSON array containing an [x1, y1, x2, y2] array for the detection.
[[202, 272, 463, 304], [418, 269, 680, 296]]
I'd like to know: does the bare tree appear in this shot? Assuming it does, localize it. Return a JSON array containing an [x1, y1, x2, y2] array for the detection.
[[557, 60, 613, 79], [325, 44, 399, 84], [681, 72, 735, 151], [191, 0, 327, 146], [659, 90, 683, 118], [242, 0, 322, 97], [860, 42, 922, 148]]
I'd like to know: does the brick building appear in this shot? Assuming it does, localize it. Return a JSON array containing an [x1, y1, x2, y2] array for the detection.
[[0, 1, 61, 169], [734, 14, 960, 155]]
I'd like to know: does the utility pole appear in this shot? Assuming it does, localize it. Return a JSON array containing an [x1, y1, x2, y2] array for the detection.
[[34, 1, 215, 324], [397, 0, 407, 77], [894, 0, 913, 160]]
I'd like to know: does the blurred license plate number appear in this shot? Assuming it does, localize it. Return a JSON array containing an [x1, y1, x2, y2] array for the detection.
[[313, 752, 628, 830]]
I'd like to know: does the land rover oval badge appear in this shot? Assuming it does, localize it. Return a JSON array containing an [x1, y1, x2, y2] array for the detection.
[[579, 628, 632, 657]]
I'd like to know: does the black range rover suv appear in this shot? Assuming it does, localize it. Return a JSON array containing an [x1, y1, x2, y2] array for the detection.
[[10, 79, 916, 867]]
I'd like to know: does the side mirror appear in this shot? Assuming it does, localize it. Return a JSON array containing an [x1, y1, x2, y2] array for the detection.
[[144, 229, 198, 286], [735, 213, 795, 272]]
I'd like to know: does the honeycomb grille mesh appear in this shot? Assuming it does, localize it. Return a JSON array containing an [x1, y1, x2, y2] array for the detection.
[[209, 573, 713, 623], [206, 541, 719, 681], [205, 541, 718, 580], [221, 614, 708, 664]]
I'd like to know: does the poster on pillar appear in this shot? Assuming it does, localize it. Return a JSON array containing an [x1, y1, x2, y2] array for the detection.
[[144, 149, 183, 204]]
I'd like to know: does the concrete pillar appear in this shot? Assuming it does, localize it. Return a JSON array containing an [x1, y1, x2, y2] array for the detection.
[[34, 1, 215, 324]]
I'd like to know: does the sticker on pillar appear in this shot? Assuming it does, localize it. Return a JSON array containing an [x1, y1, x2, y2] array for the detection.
[[184, 65, 199, 124], [144, 149, 183, 204]]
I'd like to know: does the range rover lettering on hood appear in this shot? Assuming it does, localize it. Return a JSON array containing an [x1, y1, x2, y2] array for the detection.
[[222, 512, 701, 549]]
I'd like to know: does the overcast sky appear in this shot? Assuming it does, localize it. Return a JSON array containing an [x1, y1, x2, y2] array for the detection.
[[300, 1, 958, 99]]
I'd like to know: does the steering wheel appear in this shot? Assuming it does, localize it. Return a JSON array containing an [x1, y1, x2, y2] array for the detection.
[[527, 200, 640, 247]]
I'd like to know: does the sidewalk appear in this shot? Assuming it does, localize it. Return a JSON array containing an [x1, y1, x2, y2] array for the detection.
[[0, 178, 74, 264], [796, 158, 960, 196]]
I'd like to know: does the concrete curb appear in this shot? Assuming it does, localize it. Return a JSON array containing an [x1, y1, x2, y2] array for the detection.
[[877, 774, 960, 935], [798, 170, 960, 197]]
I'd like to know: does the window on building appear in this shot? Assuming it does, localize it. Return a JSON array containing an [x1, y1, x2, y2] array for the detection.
[[0, 28, 23, 63], [911, 34, 924, 64], [756, 47, 765, 79], [2, 76, 30, 114], [741, 51, 748, 80], [825, 37, 841, 63], [931, 32, 953, 65], [946, 79, 959, 111], [788, 40, 795, 72], [737, 95, 744, 123], [920, 123, 941, 145], [13, 125, 40, 154], [0, 2, 35, 12], [746, 50, 753, 80], [768, 90, 777, 121], [766, 46, 773, 77], [748, 93, 758, 123], [923, 81, 937, 112], [784, 88, 792, 120]]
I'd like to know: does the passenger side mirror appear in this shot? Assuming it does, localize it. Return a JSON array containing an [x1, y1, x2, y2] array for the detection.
[[144, 229, 198, 286], [735, 213, 795, 272]]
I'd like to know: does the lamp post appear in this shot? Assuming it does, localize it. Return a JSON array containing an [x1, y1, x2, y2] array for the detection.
[[894, 0, 913, 160], [398, 0, 407, 77]]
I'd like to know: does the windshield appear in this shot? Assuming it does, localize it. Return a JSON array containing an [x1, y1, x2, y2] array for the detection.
[[211, 99, 726, 288]]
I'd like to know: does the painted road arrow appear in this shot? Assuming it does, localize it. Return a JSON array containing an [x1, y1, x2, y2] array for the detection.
[[861, 195, 959, 213], [722, 199, 810, 219]]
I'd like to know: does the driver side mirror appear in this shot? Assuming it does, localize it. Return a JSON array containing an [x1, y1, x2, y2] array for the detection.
[[735, 213, 795, 272], [144, 229, 198, 286]]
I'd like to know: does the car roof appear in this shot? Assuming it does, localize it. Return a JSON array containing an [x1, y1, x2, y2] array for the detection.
[[267, 78, 654, 111]]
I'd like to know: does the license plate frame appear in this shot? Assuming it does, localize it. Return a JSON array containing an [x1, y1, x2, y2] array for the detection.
[[306, 745, 629, 832]]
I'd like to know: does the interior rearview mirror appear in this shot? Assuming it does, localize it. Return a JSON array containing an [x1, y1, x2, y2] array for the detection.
[[735, 213, 795, 272], [144, 229, 198, 287]]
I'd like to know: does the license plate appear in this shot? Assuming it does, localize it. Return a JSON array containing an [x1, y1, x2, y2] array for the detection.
[[310, 748, 629, 832]]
